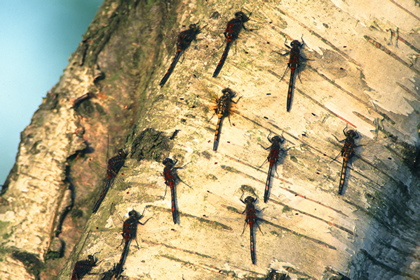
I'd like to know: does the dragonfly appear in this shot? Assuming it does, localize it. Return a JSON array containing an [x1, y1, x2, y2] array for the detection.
[[71, 254, 99, 280], [279, 38, 305, 112], [203, 190, 263, 265], [213, 11, 250, 77], [92, 149, 127, 213], [114, 209, 152, 278], [159, 23, 201, 86], [259, 134, 286, 203], [212, 88, 241, 151], [335, 127, 359, 195], [162, 158, 191, 224], [240, 195, 263, 265]]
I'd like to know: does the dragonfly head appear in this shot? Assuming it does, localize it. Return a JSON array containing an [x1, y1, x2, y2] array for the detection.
[[221, 88, 235, 98], [271, 135, 284, 144], [234, 11, 250, 22], [128, 210, 141, 220], [290, 40, 302, 48], [244, 196, 256, 204], [189, 23, 199, 32], [162, 158, 175, 167], [87, 255, 98, 265], [346, 129, 358, 139], [117, 149, 127, 158]]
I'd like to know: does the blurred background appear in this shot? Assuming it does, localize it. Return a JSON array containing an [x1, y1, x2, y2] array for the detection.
[[0, 0, 103, 185]]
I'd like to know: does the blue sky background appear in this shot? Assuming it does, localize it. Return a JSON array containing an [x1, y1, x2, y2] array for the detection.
[[0, 0, 103, 184]]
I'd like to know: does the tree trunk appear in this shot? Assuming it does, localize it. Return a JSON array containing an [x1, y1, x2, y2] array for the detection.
[[0, 0, 419, 279]]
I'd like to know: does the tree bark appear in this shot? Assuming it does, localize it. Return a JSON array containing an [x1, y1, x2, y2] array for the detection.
[[0, 0, 419, 279]]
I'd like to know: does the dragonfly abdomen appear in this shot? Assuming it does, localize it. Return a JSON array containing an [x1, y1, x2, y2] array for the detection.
[[213, 113, 225, 151], [170, 184, 178, 224], [249, 224, 256, 264], [115, 239, 131, 278], [92, 179, 113, 213], [286, 69, 296, 112], [213, 41, 232, 78], [338, 153, 352, 195], [264, 165, 275, 203], [159, 51, 183, 86]]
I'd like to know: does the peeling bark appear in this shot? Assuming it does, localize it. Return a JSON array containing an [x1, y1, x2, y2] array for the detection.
[[1, 0, 419, 279]]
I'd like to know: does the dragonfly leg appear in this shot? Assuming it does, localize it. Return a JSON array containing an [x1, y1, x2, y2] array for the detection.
[[258, 157, 268, 169], [138, 217, 152, 226], [256, 222, 264, 235], [259, 143, 270, 150], [232, 96, 242, 104], [177, 161, 191, 169], [209, 115, 215, 123], [283, 37, 291, 49], [343, 123, 349, 135], [241, 221, 247, 235], [227, 115, 233, 126], [178, 176, 192, 189], [273, 163, 280, 177], [296, 66, 303, 84], [267, 132, 273, 142], [333, 134, 345, 143], [329, 151, 342, 164], [279, 65, 290, 81], [116, 239, 124, 249], [135, 238, 141, 248], [163, 183, 168, 199]]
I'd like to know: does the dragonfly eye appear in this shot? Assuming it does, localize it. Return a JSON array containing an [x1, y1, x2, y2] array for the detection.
[[118, 149, 127, 157], [347, 130, 357, 138], [128, 210, 138, 217], [162, 158, 174, 165], [245, 196, 255, 203], [87, 254, 98, 264], [291, 40, 301, 47], [272, 136, 284, 143]]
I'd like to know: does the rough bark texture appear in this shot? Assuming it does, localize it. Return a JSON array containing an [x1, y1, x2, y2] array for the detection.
[[0, 0, 419, 279]]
